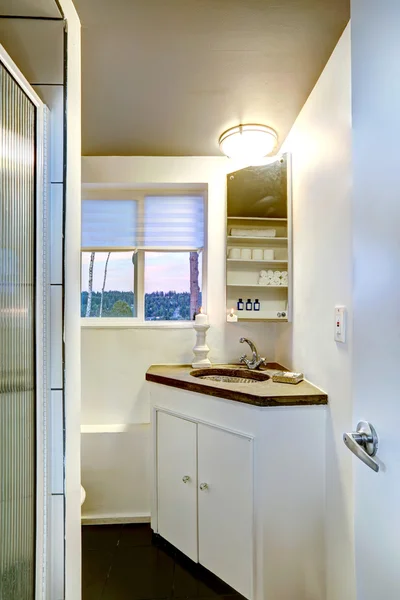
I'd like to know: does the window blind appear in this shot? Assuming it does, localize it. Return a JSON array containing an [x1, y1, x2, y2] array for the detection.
[[82, 195, 204, 250], [142, 195, 204, 248], [81, 199, 137, 248]]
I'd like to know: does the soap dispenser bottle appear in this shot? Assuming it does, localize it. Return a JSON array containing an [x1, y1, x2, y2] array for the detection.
[[254, 299, 260, 311], [246, 298, 252, 311], [237, 298, 244, 311]]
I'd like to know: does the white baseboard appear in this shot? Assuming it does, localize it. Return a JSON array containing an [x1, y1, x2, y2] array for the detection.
[[81, 513, 151, 526]]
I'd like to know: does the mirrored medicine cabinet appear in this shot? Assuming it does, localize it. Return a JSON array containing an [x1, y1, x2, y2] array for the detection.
[[226, 153, 292, 322]]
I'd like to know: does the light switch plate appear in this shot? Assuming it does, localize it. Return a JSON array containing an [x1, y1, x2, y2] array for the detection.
[[334, 306, 346, 343]]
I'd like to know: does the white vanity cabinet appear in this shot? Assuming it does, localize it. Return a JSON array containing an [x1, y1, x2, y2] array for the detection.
[[157, 411, 198, 561], [150, 381, 326, 600], [156, 410, 254, 598], [197, 423, 253, 595]]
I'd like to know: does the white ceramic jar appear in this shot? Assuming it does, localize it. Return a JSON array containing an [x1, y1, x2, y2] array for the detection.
[[252, 248, 263, 260], [229, 247, 241, 259], [263, 248, 274, 260]]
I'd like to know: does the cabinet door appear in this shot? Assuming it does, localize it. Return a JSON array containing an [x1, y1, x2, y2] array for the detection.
[[157, 411, 198, 561], [198, 424, 253, 598]]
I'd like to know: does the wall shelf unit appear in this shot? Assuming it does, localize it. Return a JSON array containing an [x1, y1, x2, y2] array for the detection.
[[227, 259, 288, 265], [226, 155, 292, 322], [227, 284, 288, 289], [228, 216, 288, 222], [227, 236, 288, 244]]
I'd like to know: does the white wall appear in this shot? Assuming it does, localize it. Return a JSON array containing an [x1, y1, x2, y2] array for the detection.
[[81, 425, 151, 520], [81, 156, 277, 519], [278, 25, 355, 600]]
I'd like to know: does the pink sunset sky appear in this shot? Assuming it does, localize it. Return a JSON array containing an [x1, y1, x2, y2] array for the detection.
[[81, 251, 202, 294]]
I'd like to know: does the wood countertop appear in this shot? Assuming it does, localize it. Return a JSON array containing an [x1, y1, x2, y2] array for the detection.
[[146, 363, 328, 407]]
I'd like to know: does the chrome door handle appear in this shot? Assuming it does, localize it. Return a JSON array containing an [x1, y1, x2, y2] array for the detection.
[[182, 475, 191, 484], [199, 483, 209, 491], [343, 421, 379, 472]]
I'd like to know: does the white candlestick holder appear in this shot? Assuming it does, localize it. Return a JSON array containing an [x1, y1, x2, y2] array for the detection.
[[192, 323, 211, 368]]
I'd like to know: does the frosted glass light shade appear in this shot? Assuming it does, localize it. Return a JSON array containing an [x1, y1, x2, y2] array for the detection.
[[219, 124, 278, 159]]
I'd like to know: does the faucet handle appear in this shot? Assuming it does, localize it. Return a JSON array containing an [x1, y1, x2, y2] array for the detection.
[[239, 354, 247, 364]]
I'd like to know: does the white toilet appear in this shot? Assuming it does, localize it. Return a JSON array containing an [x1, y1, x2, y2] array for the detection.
[[80, 485, 86, 506]]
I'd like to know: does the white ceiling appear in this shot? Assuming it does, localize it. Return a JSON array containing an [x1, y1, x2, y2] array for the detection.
[[0, 18, 64, 84], [0, 0, 61, 18], [0, 1, 63, 85], [74, 0, 349, 156], [1, 1, 350, 156]]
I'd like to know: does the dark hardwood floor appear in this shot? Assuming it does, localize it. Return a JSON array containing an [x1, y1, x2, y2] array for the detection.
[[82, 524, 245, 600]]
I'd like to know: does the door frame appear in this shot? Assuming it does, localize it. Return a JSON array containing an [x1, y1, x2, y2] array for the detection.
[[0, 44, 50, 600]]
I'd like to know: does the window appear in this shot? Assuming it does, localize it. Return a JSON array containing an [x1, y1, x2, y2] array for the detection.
[[81, 191, 205, 323], [144, 252, 202, 321], [81, 252, 136, 317]]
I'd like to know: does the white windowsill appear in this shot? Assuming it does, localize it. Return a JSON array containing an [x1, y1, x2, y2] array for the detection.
[[81, 318, 195, 329], [81, 424, 143, 433]]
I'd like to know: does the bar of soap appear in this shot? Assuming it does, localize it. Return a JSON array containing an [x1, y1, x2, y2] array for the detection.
[[272, 371, 304, 384]]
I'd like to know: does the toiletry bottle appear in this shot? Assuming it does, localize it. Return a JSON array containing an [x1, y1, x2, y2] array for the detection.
[[237, 298, 244, 311], [246, 298, 252, 311], [254, 299, 260, 311]]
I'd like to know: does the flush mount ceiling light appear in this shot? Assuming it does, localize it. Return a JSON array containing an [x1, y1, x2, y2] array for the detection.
[[218, 124, 278, 159]]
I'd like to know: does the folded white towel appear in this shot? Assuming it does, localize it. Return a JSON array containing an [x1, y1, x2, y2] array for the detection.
[[256, 229, 276, 238], [231, 228, 276, 238]]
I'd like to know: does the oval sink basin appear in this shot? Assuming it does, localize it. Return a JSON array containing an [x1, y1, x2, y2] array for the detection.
[[190, 368, 269, 384]]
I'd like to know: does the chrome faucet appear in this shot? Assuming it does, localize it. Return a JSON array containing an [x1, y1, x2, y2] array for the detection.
[[239, 337, 266, 370]]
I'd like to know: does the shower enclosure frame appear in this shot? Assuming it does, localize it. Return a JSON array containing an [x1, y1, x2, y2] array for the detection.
[[0, 44, 51, 600]]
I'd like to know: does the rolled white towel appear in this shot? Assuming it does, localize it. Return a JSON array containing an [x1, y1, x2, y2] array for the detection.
[[272, 271, 281, 284], [259, 269, 275, 285], [259, 275, 273, 284]]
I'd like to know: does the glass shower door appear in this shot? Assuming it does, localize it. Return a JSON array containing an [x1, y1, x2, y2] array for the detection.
[[0, 62, 36, 599]]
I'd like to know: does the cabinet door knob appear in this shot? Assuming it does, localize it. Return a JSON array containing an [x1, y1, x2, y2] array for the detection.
[[199, 483, 209, 491], [182, 475, 191, 483]]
